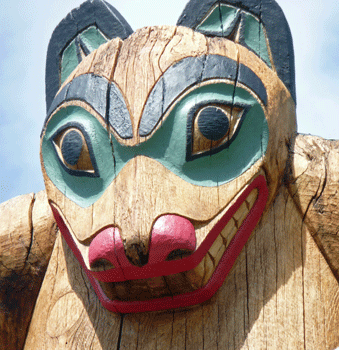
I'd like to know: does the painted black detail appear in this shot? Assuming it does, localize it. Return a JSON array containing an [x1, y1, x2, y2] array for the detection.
[[186, 100, 250, 161], [45, 74, 109, 127], [197, 107, 230, 141], [52, 122, 99, 178], [108, 83, 133, 139], [45, 82, 71, 121], [45, 0, 133, 112], [177, 0, 296, 103], [74, 36, 83, 64], [203, 54, 238, 80], [67, 74, 108, 117], [139, 56, 205, 137], [61, 130, 84, 166], [238, 64, 267, 106], [139, 55, 266, 137], [44, 74, 134, 140]]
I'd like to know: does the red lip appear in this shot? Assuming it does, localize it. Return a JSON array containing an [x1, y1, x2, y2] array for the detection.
[[51, 175, 268, 313]]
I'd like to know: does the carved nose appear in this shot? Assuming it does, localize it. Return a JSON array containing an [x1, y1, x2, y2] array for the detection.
[[148, 215, 196, 263], [88, 215, 196, 282], [88, 227, 123, 271]]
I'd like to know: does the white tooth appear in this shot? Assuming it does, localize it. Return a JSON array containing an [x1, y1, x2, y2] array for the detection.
[[186, 256, 206, 289], [233, 201, 249, 225], [115, 282, 129, 300], [214, 243, 226, 267], [220, 218, 237, 241], [147, 276, 167, 289], [188, 187, 259, 289], [202, 253, 215, 286], [209, 234, 224, 259], [246, 189, 258, 208]]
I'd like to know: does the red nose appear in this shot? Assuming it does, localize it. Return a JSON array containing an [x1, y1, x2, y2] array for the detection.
[[88, 215, 196, 282], [148, 215, 196, 263]]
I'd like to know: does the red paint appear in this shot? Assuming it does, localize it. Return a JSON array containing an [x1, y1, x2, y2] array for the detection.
[[88, 227, 125, 282], [89, 215, 196, 282], [52, 175, 268, 314], [149, 215, 196, 263]]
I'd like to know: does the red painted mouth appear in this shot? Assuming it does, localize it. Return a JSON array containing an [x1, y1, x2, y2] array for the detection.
[[51, 175, 268, 313]]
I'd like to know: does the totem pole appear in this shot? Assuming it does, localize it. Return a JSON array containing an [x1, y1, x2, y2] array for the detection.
[[1, 0, 339, 349]]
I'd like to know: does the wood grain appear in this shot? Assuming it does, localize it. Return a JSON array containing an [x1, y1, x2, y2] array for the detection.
[[113, 26, 209, 140], [6, 14, 337, 350], [236, 41, 297, 204], [21, 186, 339, 349], [24, 233, 122, 350], [288, 134, 339, 281], [42, 27, 296, 259], [0, 191, 57, 350]]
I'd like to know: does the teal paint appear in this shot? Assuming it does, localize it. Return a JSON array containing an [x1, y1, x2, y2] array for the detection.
[[196, 4, 238, 35], [60, 27, 108, 86], [60, 40, 78, 86], [80, 26, 108, 53], [196, 5, 272, 69], [42, 107, 115, 207], [42, 83, 269, 208], [243, 13, 271, 68], [113, 83, 268, 186]]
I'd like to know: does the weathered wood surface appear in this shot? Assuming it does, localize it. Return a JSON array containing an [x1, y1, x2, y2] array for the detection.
[[288, 134, 339, 281], [2, 0, 339, 348], [42, 25, 295, 277], [23, 181, 339, 349], [0, 191, 58, 350]]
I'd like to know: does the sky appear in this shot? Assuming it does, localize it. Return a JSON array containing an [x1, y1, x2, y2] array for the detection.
[[0, 0, 338, 204]]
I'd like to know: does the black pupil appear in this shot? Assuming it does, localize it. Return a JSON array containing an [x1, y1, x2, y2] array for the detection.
[[197, 106, 230, 141], [61, 130, 83, 166]]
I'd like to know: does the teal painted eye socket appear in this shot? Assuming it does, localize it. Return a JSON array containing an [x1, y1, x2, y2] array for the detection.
[[42, 83, 269, 207], [186, 101, 249, 161], [42, 106, 115, 208], [110, 82, 269, 187], [51, 122, 99, 178]]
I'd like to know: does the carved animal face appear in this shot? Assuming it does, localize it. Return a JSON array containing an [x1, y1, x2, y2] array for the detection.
[[40, 0, 296, 313]]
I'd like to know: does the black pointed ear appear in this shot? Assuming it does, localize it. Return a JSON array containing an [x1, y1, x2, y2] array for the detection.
[[45, 0, 133, 112], [177, 0, 296, 104]]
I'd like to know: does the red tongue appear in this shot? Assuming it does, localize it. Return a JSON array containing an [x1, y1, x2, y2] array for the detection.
[[148, 215, 196, 263]]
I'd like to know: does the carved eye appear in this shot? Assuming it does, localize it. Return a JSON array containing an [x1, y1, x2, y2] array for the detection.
[[52, 124, 99, 177], [187, 103, 247, 161]]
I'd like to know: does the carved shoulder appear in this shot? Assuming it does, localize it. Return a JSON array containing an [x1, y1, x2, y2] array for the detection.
[[0, 191, 58, 350], [288, 133, 339, 279]]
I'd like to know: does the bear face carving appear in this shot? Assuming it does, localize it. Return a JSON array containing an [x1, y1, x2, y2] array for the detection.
[[40, 0, 296, 313]]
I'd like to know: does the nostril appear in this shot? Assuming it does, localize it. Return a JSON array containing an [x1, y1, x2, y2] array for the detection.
[[125, 243, 149, 267], [149, 215, 196, 264], [90, 259, 115, 272], [166, 249, 194, 261], [88, 227, 121, 271]]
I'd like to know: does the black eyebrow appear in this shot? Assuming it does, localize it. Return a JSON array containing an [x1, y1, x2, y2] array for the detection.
[[139, 55, 267, 137], [45, 74, 108, 122], [43, 56, 266, 139], [43, 73, 133, 139]]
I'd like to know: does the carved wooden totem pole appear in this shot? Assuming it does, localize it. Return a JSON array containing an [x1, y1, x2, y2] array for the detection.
[[1, 0, 339, 349]]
